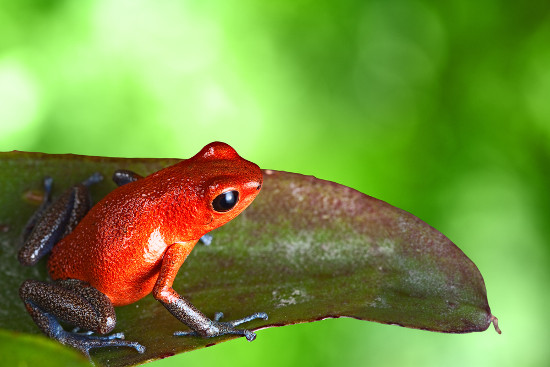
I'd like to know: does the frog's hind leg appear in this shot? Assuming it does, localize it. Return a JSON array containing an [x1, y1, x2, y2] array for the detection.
[[18, 173, 103, 267], [19, 279, 144, 358]]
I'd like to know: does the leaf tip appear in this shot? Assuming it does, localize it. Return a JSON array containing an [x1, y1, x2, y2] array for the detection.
[[490, 314, 502, 334]]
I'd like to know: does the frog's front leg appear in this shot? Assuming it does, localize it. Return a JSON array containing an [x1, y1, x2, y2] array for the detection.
[[112, 169, 143, 186], [18, 173, 103, 266], [153, 242, 268, 341], [19, 279, 144, 358]]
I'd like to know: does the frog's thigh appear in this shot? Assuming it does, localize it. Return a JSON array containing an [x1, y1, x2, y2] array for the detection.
[[18, 174, 101, 267], [19, 279, 116, 335]]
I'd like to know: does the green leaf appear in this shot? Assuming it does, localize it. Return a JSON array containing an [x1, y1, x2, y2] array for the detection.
[[0, 152, 498, 366], [0, 329, 91, 367]]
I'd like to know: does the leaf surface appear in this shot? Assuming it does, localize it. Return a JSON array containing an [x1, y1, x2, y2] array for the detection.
[[0, 152, 498, 366]]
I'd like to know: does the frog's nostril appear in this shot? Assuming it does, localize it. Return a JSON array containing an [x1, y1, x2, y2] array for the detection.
[[256, 184, 261, 191]]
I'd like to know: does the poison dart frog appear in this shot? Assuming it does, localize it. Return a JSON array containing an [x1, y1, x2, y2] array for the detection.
[[18, 142, 267, 357]]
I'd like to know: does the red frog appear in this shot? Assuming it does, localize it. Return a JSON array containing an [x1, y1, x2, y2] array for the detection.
[[18, 142, 266, 357]]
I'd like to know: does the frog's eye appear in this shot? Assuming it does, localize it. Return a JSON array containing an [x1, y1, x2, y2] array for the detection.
[[212, 190, 239, 212]]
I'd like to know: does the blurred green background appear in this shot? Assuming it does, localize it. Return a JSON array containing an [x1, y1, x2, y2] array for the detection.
[[1, 0, 549, 366]]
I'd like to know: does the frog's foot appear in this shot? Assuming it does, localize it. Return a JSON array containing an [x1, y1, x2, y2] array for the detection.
[[174, 312, 268, 342], [199, 234, 213, 246], [20, 279, 145, 358], [28, 303, 145, 359], [20, 176, 54, 242], [59, 328, 145, 358], [81, 172, 103, 187]]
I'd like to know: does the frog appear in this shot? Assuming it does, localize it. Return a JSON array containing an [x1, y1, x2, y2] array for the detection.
[[17, 142, 267, 358]]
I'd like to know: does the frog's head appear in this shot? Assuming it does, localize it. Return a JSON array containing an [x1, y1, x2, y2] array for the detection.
[[189, 141, 262, 233]]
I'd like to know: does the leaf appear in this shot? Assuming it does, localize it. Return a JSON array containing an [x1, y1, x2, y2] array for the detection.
[[0, 329, 91, 367], [0, 152, 499, 366]]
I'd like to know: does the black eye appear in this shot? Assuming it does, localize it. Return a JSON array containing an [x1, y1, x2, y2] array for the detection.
[[212, 190, 239, 212]]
